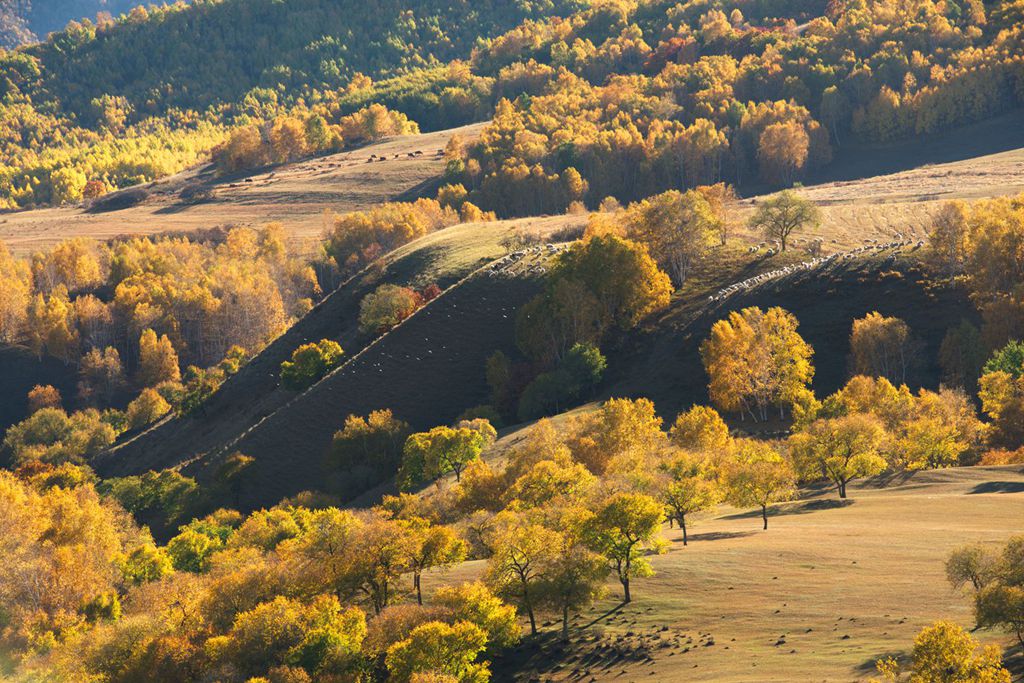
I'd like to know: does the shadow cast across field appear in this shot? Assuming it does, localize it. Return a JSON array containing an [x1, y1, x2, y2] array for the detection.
[[855, 650, 905, 676], [685, 530, 757, 542], [491, 626, 652, 682], [721, 498, 855, 521], [968, 481, 1024, 494]]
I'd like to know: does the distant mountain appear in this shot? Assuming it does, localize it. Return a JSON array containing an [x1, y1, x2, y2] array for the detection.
[[0, 0, 160, 47]]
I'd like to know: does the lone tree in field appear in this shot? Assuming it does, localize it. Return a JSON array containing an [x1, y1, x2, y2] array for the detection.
[[748, 190, 820, 252], [587, 492, 664, 603], [946, 535, 1024, 649], [727, 440, 796, 530], [659, 451, 724, 545], [789, 413, 888, 499]]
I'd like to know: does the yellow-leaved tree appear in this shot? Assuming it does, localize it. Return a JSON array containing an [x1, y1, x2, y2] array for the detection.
[[701, 306, 814, 421]]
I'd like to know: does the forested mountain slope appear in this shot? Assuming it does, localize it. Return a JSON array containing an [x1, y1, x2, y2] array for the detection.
[[0, 0, 152, 47]]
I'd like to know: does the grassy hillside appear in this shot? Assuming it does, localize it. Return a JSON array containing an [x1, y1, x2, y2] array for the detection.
[[422, 463, 1024, 681], [0, 122, 486, 256]]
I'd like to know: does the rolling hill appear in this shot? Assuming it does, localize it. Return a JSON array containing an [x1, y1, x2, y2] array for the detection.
[[89, 112, 1024, 514], [431, 462, 1024, 681]]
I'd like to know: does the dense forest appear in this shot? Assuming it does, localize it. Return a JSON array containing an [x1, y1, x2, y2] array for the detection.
[[3, 0, 1024, 211]]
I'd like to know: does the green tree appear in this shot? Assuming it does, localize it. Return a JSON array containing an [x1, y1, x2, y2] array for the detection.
[[385, 621, 490, 683], [748, 190, 820, 252], [587, 492, 664, 603], [280, 339, 344, 390]]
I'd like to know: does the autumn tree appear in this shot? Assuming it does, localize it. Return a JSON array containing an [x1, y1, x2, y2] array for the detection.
[[347, 513, 417, 615], [758, 121, 810, 185], [659, 451, 724, 545], [406, 519, 467, 605], [789, 414, 888, 499], [849, 312, 920, 384], [359, 285, 422, 335], [78, 346, 125, 405], [948, 536, 1024, 649], [669, 405, 730, 452], [126, 387, 172, 429], [535, 514, 608, 642], [927, 200, 970, 279], [27, 385, 62, 414], [485, 516, 559, 635], [748, 191, 820, 252], [137, 328, 181, 387], [400, 426, 486, 488], [0, 241, 31, 344], [568, 397, 666, 475], [939, 321, 985, 392], [978, 370, 1024, 449], [516, 235, 672, 361], [623, 189, 720, 285], [701, 306, 814, 421], [330, 409, 411, 481], [873, 621, 1011, 683], [726, 440, 796, 530], [587, 492, 664, 603], [385, 620, 489, 683]]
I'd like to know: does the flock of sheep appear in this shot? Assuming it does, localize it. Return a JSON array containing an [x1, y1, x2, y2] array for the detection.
[[711, 234, 926, 304], [487, 243, 568, 277]]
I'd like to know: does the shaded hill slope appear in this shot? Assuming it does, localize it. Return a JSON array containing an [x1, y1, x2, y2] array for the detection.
[[0, 346, 78, 437], [96, 217, 576, 503], [604, 255, 973, 423], [196, 268, 545, 510]]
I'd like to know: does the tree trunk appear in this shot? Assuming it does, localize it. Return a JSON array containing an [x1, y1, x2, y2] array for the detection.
[[681, 515, 688, 546], [415, 573, 422, 605], [762, 505, 768, 530], [562, 602, 570, 642], [622, 576, 631, 603], [524, 587, 537, 635], [839, 481, 847, 499]]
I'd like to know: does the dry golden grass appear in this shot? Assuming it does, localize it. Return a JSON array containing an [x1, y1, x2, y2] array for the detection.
[[0, 122, 486, 256], [420, 464, 1024, 682]]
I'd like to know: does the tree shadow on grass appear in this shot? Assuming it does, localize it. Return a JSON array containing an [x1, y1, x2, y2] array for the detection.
[[722, 498, 854, 521], [855, 650, 905, 676], [968, 481, 1024, 494], [1005, 642, 1023, 677], [685, 530, 757, 542]]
